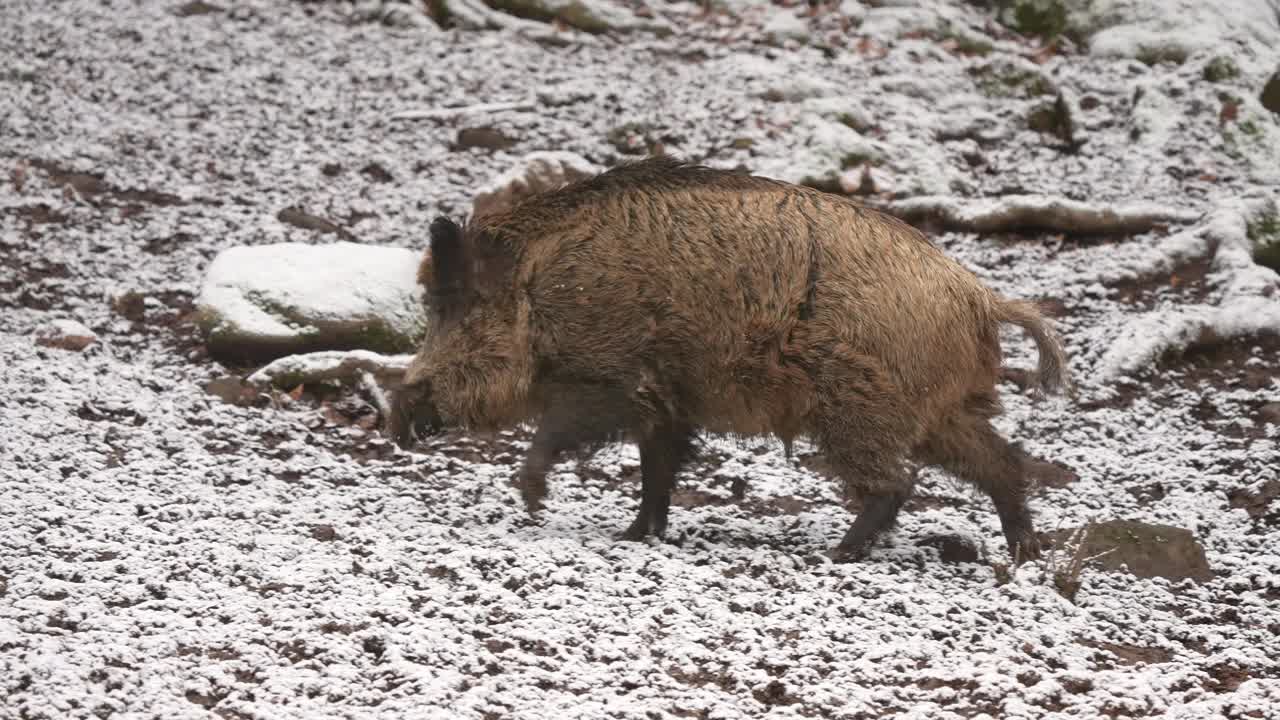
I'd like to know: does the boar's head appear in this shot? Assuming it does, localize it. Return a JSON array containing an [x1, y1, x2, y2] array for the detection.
[[386, 214, 531, 449]]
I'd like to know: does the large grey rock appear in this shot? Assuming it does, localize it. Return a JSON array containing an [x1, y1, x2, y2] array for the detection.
[[195, 241, 425, 365]]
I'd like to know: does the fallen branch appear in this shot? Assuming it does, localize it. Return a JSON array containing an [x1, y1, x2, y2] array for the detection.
[[391, 98, 538, 122], [246, 350, 414, 389], [867, 194, 1201, 236], [276, 207, 357, 241]]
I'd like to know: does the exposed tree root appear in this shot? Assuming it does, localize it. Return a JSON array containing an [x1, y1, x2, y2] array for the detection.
[[246, 350, 413, 389], [390, 98, 538, 122], [868, 194, 1201, 236]]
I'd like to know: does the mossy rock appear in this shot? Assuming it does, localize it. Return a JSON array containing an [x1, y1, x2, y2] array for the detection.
[[1134, 43, 1190, 67], [971, 59, 1057, 99], [1248, 207, 1280, 272], [995, 0, 1068, 41], [1028, 93, 1075, 146], [1202, 56, 1239, 83]]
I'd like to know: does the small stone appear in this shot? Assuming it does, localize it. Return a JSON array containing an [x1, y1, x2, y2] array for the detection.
[[310, 524, 337, 542], [454, 127, 517, 152], [34, 319, 97, 352], [1027, 92, 1077, 148], [112, 290, 147, 322], [1259, 402, 1280, 426], [173, 0, 223, 17], [361, 162, 393, 183], [917, 534, 980, 564]]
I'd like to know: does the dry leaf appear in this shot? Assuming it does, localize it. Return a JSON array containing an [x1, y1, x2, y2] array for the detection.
[[289, 384, 304, 401], [855, 36, 888, 59], [1219, 100, 1239, 126], [1031, 40, 1059, 65], [11, 161, 27, 192]]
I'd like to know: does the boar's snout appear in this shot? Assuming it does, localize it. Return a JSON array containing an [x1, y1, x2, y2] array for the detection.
[[385, 381, 444, 450]]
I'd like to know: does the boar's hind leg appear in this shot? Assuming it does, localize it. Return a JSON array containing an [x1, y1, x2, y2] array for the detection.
[[919, 410, 1041, 563], [619, 420, 695, 542], [812, 355, 917, 562]]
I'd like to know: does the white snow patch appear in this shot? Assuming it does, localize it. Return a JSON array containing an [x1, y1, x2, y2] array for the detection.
[[1079, 0, 1280, 62], [754, 114, 882, 187]]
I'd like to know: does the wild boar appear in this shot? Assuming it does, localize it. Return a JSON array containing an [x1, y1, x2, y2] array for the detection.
[[388, 156, 1069, 563]]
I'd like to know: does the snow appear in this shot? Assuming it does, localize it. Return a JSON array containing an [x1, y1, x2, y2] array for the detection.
[[762, 10, 808, 45], [1078, 0, 1280, 63], [3, 0, 1280, 718]]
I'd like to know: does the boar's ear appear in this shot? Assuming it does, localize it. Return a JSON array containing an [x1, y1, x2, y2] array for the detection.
[[471, 230, 518, 290], [428, 216, 469, 296]]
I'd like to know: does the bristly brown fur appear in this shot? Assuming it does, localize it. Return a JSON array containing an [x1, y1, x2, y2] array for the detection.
[[390, 155, 1071, 564]]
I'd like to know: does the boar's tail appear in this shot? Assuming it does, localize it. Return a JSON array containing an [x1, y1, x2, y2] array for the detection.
[[994, 298, 1070, 397]]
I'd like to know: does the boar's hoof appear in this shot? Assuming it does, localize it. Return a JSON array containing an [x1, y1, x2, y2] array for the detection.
[[617, 524, 651, 542], [617, 519, 664, 543], [826, 543, 873, 564], [618, 503, 670, 542], [519, 473, 548, 516]]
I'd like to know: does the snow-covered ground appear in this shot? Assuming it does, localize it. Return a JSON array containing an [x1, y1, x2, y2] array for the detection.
[[2, 1, 1279, 718]]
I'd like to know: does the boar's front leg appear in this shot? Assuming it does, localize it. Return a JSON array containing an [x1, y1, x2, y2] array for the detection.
[[619, 420, 695, 541], [518, 385, 633, 514]]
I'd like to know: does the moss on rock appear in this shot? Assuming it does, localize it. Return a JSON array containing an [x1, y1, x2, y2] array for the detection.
[[1248, 206, 1280, 271], [1202, 56, 1239, 83]]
